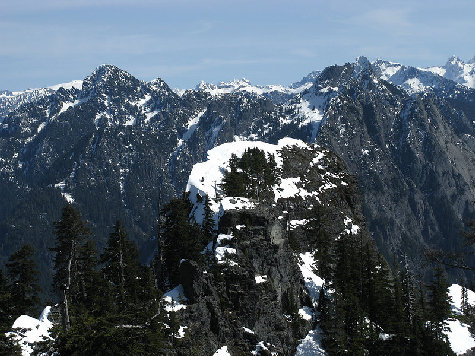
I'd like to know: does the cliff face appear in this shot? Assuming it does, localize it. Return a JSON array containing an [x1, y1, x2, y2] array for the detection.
[[163, 139, 374, 355]]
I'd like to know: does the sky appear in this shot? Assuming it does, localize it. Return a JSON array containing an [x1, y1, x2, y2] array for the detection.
[[1, 0, 474, 91]]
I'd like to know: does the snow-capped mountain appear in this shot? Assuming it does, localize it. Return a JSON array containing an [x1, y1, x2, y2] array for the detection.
[[427, 55, 475, 88], [372, 55, 475, 93], [194, 74, 317, 105], [0, 80, 83, 119], [1, 57, 475, 299]]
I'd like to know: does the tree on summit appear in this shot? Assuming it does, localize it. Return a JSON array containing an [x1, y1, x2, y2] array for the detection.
[[222, 148, 278, 200]]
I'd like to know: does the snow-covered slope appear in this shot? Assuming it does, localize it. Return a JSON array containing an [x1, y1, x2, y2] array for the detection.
[[445, 284, 475, 355], [426, 56, 475, 89], [372, 56, 475, 93], [186, 137, 342, 223], [195, 77, 314, 98], [0, 80, 83, 119]]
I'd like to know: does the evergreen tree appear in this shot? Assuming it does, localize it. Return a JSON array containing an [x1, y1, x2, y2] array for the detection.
[[202, 195, 216, 245], [101, 221, 141, 311], [162, 194, 203, 286], [0, 269, 21, 355], [6, 244, 41, 317], [221, 148, 278, 200], [51, 204, 92, 330], [427, 267, 452, 339], [425, 267, 454, 355]]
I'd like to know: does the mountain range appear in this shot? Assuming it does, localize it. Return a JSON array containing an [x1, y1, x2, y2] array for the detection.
[[1, 55, 475, 294]]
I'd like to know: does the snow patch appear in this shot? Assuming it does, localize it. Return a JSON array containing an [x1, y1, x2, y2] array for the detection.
[[213, 346, 231, 356], [296, 252, 327, 355], [163, 285, 188, 312], [54, 181, 74, 203], [255, 275, 268, 284], [295, 329, 327, 355], [8, 306, 53, 356], [215, 233, 238, 267], [444, 284, 475, 354]]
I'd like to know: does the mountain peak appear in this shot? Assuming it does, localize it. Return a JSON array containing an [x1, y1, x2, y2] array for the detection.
[[447, 55, 462, 65], [81, 64, 140, 98], [354, 56, 372, 74]]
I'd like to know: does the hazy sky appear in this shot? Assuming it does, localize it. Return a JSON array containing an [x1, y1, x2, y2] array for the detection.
[[1, 0, 474, 91]]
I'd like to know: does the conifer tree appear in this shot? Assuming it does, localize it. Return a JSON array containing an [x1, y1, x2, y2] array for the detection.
[[0, 269, 21, 355], [162, 194, 203, 286], [101, 220, 141, 311], [6, 244, 41, 317], [51, 204, 92, 330], [427, 266, 452, 341], [202, 194, 215, 245]]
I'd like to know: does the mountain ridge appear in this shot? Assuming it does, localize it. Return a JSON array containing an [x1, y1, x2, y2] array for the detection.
[[1, 56, 475, 297]]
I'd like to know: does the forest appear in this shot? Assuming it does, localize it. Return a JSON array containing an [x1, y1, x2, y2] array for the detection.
[[1, 148, 474, 355]]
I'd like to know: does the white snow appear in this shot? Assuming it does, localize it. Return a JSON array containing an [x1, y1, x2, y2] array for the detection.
[[299, 306, 313, 321], [176, 325, 188, 338], [213, 346, 232, 356], [196, 78, 311, 97], [290, 219, 310, 230], [176, 110, 207, 151], [163, 285, 188, 312], [186, 137, 310, 225], [8, 306, 53, 356], [298, 252, 324, 305], [47, 80, 83, 91], [54, 181, 74, 203], [255, 275, 268, 284], [295, 329, 327, 356], [444, 284, 475, 355], [446, 319, 475, 355], [243, 327, 255, 334], [343, 217, 360, 235], [296, 252, 327, 355], [57, 99, 80, 116], [251, 341, 278, 356], [215, 233, 238, 267]]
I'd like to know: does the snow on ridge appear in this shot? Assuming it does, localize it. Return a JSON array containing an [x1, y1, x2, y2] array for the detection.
[[195, 78, 311, 97], [373, 57, 475, 90], [186, 137, 310, 223], [47, 79, 83, 91]]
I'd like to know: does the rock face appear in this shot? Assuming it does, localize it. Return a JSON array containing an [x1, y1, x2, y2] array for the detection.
[[163, 140, 371, 355], [314, 61, 475, 276]]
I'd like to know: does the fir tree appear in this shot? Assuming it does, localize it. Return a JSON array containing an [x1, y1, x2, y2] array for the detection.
[[162, 194, 203, 286], [6, 244, 41, 317], [101, 221, 141, 311], [202, 194, 216, 245], [221, 148, 278, 200], [0, 269, 21, 355], [51, 204, 92, 330]]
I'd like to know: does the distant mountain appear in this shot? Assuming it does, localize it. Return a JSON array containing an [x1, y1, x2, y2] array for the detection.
[[372, 55, 475, 93], [0, 80, 83, 119]]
